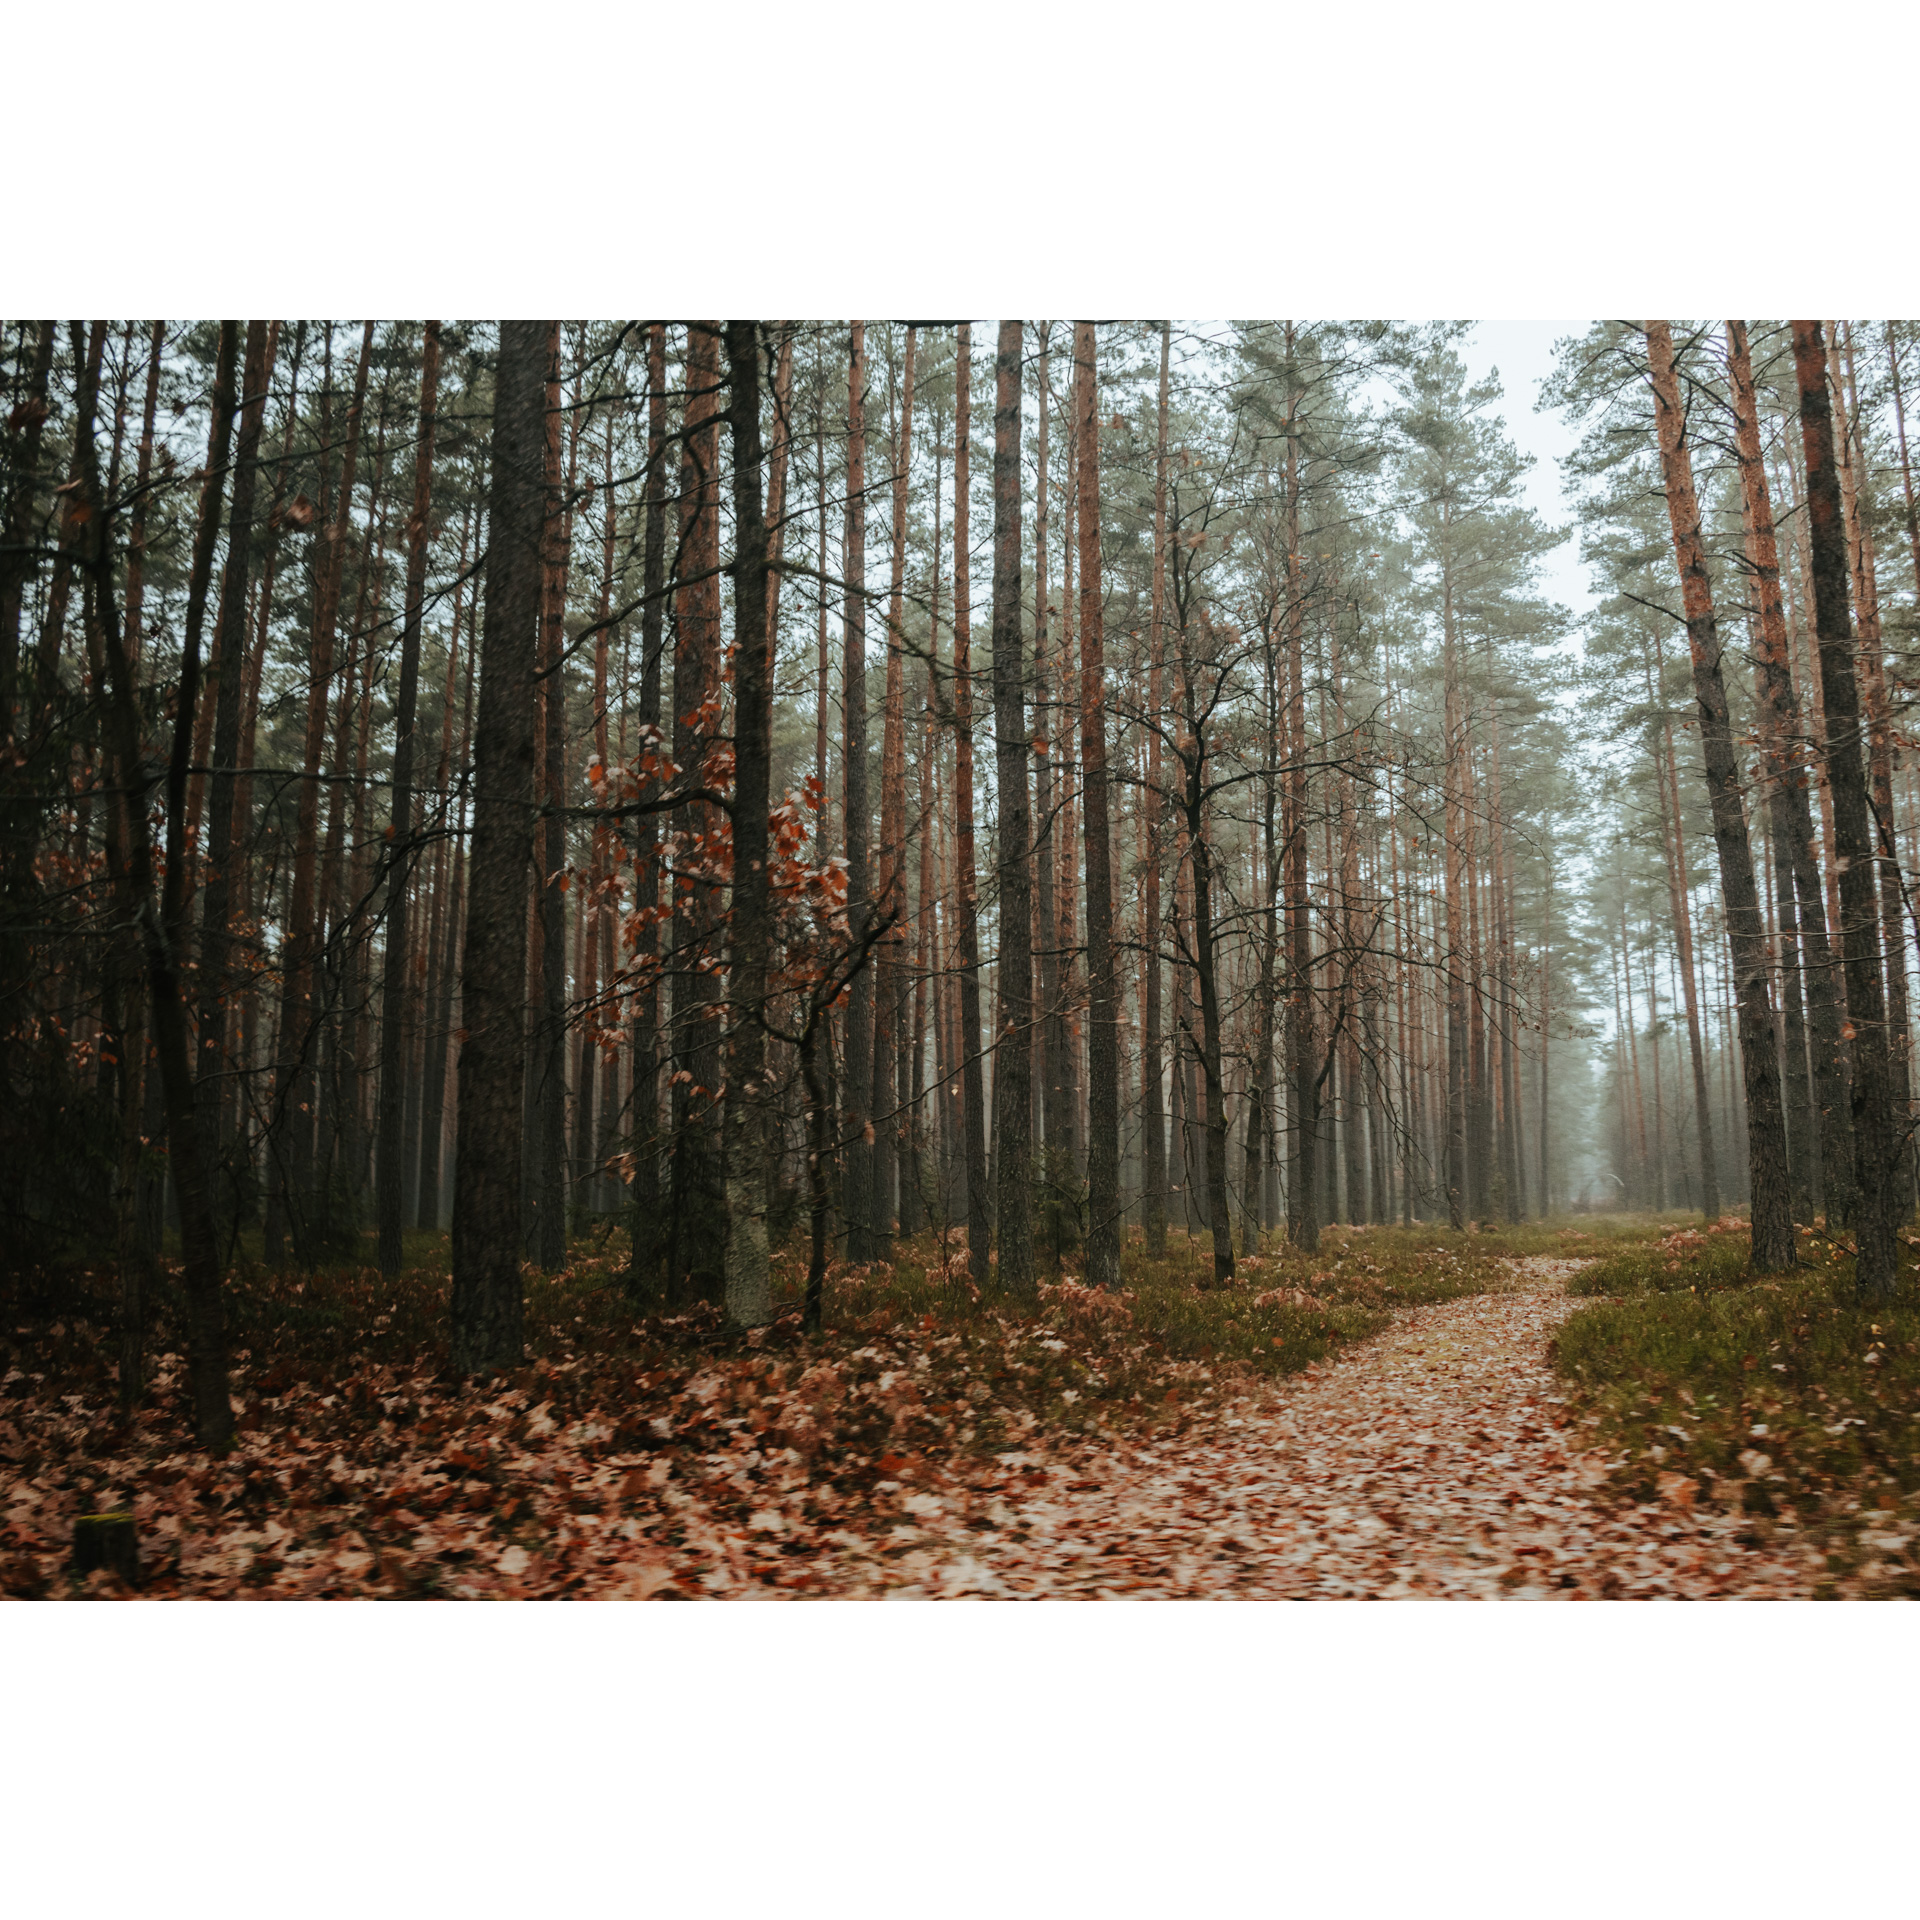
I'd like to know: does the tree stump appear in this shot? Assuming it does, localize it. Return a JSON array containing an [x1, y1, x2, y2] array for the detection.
[[72, 1511, 139, 1585]]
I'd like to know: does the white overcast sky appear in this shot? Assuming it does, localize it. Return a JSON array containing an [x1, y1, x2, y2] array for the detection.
[[1455, 319, 1596, 627]]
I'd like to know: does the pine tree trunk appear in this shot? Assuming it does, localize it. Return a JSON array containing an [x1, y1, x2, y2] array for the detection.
[[1539, 861, 1553, 1213], [1071, 323, 1122, 1290], [668, 323, 727, 1302], [950, 325, 992, 1287], [1651, 701, 1721, 1222], [989, 321, 1034, 1303], [1793, 321, 1899, 1298], [1728, 319, 1832, 1222], [841, 323, 878, 1262], [195, 320, 274, 1169], [27, 323, 107, 763], [872, 325, 917, 1248], [375, 321, 441, 1275], [723, 320, 775, 1329], [314, 391, 392, 1242], [1185, 767, 1235, 1285], [416, 505, 473, 1230], [1439, 519, 1469, 1231], [1835, 324, 1915, 1216], [626, 324, 669, 1297], [1032, 325, 1064, 1181], [80, 375, 231, 1445], [1284, 384, 1319, 1249], [530, 324, 576, 1273], [450, 320, 548, 1375], [266, 322, 372, 1264], [1141, 322, 1170, 1253], [1646, 320, 1792, 1268], [574, 424, 615, 1215], [0, 320, 55, 757]]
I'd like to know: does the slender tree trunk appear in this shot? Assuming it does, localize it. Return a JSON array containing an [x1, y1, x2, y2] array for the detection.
[[1728, 319, 1835, 1223], [1184, 757, 1235, 1285], [1539, 857, 1553, 1213], [450, 320, 548, 1375], [1835, 324, 1915, 1216], [266, 322, 372, 1264], [668, 323, 726, 1302], [1032, 325, 1064, 1178], [530, 325, 577, 1272], [0, 320, 55, 756], [1279, 332, 1319, 1251], [1440, 533, 1468, 1231], [1645, 320, 1792, 1267], [79, 360, 232, 1447], [990, 322, 1034, 1303], [576, 424, 616, 1213], [627, 324, 669, 1297], [1142, 322, 1170, 1253], [375, 321, 440, 1274], [814, 341, 833, 845], [872, 325, 917, 1247], [197, 320, 274, 1167], [723, 320, 775, 1328], [1885, 324, 1920, 602], [1793, 321, 1898, 1299], [1652, 699, 1721, 1222], [27, 323, 108, 762], [417, 505, 473, 1229], [950, 325, 991, 1287], [841, 322, 878, 1262], [1071, 323, 1122, 1290]]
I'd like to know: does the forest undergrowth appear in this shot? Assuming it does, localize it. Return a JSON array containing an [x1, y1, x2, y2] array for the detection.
[[3, 1214, 1634, 1599], [1554, 1219, 1920, 1597]]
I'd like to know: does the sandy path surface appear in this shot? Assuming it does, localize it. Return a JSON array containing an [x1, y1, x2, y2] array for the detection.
[[819, 1256, 1820, 1598]]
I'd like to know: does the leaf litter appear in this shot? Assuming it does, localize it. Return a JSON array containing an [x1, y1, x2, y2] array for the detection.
[[0, 1251, 1851, 1598]]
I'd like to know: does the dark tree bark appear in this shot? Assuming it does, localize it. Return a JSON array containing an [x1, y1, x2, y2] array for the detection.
[[723, 320, 775, 1328], [0, 320, 55, 755], [1283, 355, 1321, 1250], [1792, 320, 1898, 1300], [1833, 325, 1915, 1215], [990, 322, 1035, 1304], [197, 319, 274, 1153], [841, 323, 879, 1261], [668, 323, 727, 1304], [416, 503, 474, 1230], [1644, 321, 1793, 1270], [576, 420, 617, 1212], [1727, 318, 1843, 1224], [1072, 322, 1122, 1290], [531, 323, 574, 1273], [951, 325, 991, 1289], [376, 321, 441, 1276], [450, 320, 549, 1376], [1649, 700, 1720, 1223], [27, 323, 107, 755], [873, 326, 917, 1248], [77, 327, 231, 1449], [266, 322, 373, 1264], [627, 323, 669, 1298], [1032, 325, 1065, 1176], [1141, 321, 1170, 1254]]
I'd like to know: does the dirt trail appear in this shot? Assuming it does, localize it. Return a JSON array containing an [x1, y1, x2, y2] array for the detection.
[[823, 1253, 1821, 1598]]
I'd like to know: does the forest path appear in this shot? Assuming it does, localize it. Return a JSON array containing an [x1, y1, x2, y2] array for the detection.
[[834, 1253, 1819, 1599]]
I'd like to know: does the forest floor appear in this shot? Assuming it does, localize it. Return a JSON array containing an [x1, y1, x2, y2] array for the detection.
[[807, 1253, 1816, 1599], [2, 1215, 1910, 1598]]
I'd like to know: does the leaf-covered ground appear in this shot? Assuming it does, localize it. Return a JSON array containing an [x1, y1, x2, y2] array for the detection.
[[1554, 1220, 1920, 1598], [1, 1215, 1890, 1599]]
